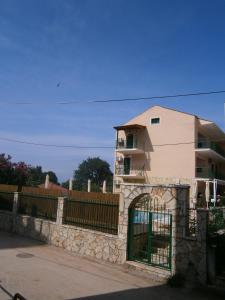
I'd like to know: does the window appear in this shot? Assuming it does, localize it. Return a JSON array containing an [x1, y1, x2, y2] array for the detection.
[[151, 117, 160, 125]]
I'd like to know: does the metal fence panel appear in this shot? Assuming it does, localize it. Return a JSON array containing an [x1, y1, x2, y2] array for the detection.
[[128, 195, 172, 270], [0, 191, 14, 211], [63, 197, 119, 235], [18, 193, 58, 221]]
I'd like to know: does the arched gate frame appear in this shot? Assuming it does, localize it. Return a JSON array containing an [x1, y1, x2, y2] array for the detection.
[[128, 194, 172, 270]]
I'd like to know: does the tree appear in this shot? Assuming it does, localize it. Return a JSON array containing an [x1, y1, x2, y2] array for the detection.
[[73, 157, 113, 191], [0, 153, 28, 186], [0, 154, 58, 187], [26, 166, 58, 187]]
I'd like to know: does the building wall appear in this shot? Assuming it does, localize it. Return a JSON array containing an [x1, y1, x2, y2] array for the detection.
[[114, 106, 196, 186]]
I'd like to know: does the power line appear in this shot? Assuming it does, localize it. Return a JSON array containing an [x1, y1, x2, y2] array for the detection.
[[0, 137, 113, 149], [0, 136, 199, 149], [1, 89, 225, 105]]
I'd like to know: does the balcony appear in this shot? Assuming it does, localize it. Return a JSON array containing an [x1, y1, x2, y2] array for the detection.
[[115, 166, 145, 179], [116, 138, 144, 155], [196, 167, 225, 180], [195, 138, 225, 162]]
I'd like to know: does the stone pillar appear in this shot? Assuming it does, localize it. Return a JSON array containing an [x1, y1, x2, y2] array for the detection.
[[56, 197, 65, 225], [117, 190, 129, 263], [12, 192, 19, 232], [13, 192, 19, 215], [171, 187, 188, 275], [196, 209, 208, 284]]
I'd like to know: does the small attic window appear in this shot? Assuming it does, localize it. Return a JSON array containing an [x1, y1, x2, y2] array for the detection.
[[151, 117, 160, 125]]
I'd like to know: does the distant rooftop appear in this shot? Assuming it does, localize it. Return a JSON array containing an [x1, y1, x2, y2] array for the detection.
[[38, 182, 68, 193]]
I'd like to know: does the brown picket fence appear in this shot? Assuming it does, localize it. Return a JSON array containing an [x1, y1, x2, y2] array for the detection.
[[0, 184, 120, 234], [15, 186, 61, 221], [63, 191, 119, 235]]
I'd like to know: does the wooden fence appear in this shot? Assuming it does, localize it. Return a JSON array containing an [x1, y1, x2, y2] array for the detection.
[[63, 191, 119, 235], [0, 184, 18, 192], [0, 184, 120, 234]]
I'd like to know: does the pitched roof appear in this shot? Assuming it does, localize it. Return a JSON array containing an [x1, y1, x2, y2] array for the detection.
[[114, 124, 146, 130], [38, 182, 68, 193], [125, 105, 213, 124], [154, 105, 212, 122]]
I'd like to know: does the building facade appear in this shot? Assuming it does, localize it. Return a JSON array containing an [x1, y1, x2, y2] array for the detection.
[[113, 106, 225, 207]]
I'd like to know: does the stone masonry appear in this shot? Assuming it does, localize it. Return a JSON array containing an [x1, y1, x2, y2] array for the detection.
[[0, 184, 208, 284]]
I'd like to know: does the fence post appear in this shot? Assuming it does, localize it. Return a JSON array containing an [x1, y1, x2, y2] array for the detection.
[[103, 180, 106, 193], [88, 180, 91, 192], [69, 178, 73, 191], [13, 192, 19, 215], [56, 197, 65, 225], [12, 192, 19, 232], [45, 174, 50, 189]]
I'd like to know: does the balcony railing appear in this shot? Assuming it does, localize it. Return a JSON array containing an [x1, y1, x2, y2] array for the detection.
[[197, 138, 225, 158], [196, 167, 225, 180], [115, 166, 145, 177], [116, 138, 140, 149]]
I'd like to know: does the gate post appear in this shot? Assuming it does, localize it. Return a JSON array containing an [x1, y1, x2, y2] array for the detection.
[[196, 209, 208, 284], [170, 186, 189, 275]]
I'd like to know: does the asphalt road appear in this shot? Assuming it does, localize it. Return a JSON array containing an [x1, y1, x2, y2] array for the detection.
[[0, 231, 223, 300]]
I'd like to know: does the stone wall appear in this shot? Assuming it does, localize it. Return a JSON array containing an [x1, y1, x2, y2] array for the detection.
[[172, 192, 208, 284], [115, 177, 199, 208], [14, 214, 126, 264], [0, 211, 13, 232], [0, 184, 208, 284], [0, 210, 125, 264], [119, 183, 207, 284]]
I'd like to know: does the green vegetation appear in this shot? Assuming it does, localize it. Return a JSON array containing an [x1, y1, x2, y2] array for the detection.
[[0, 153, 58, 187], [62, 157, 113, 192]]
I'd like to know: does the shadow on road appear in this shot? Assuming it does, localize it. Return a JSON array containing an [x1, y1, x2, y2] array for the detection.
[[68, 285, 225, 300], [0, 231, 45, 250]]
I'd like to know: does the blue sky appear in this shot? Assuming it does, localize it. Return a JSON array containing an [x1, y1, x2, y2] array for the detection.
[[1, 0, 225, 182]]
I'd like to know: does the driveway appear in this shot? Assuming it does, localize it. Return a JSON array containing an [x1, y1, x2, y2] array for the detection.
[[0, 231, 223, 300]]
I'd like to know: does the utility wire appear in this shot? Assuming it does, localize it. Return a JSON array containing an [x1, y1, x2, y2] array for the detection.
[[0, 136, 198, 149], [0, 137, 113, 149], [2, 136, 225, 149], [1, 89, 225, 105]]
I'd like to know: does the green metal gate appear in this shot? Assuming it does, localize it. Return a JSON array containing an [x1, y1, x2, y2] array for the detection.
[[128, 195, 172, 270]]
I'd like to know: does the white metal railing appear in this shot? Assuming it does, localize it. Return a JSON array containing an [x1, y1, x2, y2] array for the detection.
[[115, 166, 145, 176], [197, 138, 225, 158], [116, 138, 143, 150], [196, 167, 225, 180]]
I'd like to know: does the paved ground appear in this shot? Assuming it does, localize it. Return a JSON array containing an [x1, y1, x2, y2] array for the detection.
[[0, 231, 224, 300]]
